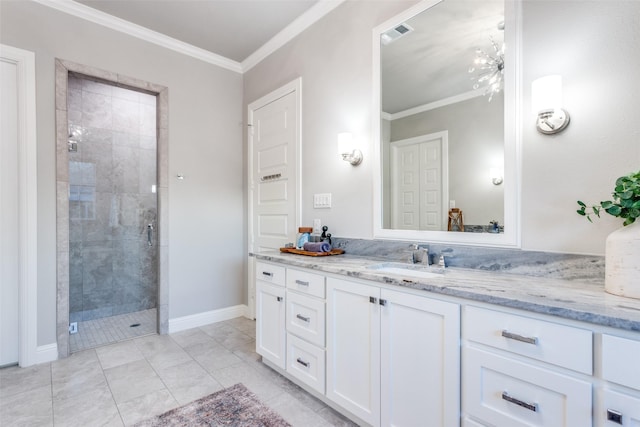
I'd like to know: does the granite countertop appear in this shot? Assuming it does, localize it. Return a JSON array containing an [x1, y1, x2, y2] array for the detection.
[[252, 251, 640, 333]]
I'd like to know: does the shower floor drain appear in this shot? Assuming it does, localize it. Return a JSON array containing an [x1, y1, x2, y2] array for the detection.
[[130, 323, 141, 328]]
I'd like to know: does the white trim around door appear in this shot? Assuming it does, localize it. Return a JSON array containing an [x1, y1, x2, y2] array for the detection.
[[0, 44, 41, 367], [247, 78, 302, 319]]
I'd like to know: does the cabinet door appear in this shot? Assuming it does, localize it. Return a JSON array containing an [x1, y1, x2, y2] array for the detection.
[[256, 281, 286, 369], [326, 277, 381, 427], [601, 389, 640, 426], [380, 289, 460, 427]]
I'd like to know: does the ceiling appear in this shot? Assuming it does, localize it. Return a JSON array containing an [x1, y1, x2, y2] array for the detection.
[[75, 0, 320, 63], [381, 0, 505, 114]]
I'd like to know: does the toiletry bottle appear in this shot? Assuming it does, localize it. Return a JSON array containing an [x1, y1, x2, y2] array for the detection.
[[297, 227, 313, 249]]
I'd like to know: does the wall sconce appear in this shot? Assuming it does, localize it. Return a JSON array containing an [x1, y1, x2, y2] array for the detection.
[[489, 168, 503, 185], [532, 75, 570, 135], [338, 132, 363, 166]]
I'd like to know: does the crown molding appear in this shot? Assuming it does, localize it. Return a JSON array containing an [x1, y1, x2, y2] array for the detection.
[[241, 0, 346, 73], [384, 89, 488, 121], [33, 0, 243, 73]]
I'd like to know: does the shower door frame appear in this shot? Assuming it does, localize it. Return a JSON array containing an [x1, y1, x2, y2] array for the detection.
[[54, 59, 169, 359]]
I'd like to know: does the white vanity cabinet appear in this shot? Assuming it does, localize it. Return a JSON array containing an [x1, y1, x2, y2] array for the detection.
[[326, 276, 461, 427], [598, 334, 640, 426], [255, 262, 287, 369], [462, 305, 593, 426], [285, 268, 326, 394]]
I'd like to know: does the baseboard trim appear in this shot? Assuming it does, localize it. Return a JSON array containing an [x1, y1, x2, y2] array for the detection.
[[34, 343, 58, 365], [168, 304, 249, 334]]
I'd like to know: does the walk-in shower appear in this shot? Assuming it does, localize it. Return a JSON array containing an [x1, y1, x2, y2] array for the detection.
[[66, 74, 158, 351]]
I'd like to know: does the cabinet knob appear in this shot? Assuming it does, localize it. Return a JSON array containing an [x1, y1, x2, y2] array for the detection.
[[276, 296, 283, 302], [369, 296, 378, 304], [379, 299, 387, 306]]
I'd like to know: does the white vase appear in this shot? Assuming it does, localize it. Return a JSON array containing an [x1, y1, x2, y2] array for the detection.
[[605, 220, 640, 299]]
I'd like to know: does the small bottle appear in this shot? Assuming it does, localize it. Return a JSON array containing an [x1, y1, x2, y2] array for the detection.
[[296, 227, 313, 249]]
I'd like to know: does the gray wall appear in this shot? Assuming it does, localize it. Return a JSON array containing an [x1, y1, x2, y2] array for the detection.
[[390, 94, 505, 226], [244, 0, 640, 256], [1, 1, 244, 346]]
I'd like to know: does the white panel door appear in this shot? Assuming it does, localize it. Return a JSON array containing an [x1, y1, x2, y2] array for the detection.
[[326, 277, 381, 426], [380, 289, 460, 427], [390, 132, 447, 231], [390, 143, 420, 229], [0, 57, 20, 367], [256, 280, 286, 369], [251, 90, 298, 253]]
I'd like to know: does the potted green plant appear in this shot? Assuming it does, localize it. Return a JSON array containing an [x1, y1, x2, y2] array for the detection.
[[577, 170, 640, 299], [577, 170, 640, 226]]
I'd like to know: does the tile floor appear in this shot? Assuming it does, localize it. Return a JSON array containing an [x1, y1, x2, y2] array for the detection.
[[69, 309, 157, 353], [0, 317, 357, 427]]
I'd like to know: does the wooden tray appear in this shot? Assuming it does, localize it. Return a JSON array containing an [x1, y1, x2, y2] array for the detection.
[[279, 247, 345, 257]]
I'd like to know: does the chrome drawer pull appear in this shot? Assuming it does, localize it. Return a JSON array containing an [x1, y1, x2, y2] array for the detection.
[[295, 280, 309, 286], [262, 271, 273, 277], [296, 357, 309, 367], [296, 314, 310, 322], [501, 330, 538, 345], [502, 392, 537, 412]]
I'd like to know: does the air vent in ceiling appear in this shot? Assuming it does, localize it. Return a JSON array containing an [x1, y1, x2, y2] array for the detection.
[[381, 23, 414, 45]]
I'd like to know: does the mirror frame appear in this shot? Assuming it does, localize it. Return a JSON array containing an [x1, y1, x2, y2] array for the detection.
[[372, 0, 522, 247]]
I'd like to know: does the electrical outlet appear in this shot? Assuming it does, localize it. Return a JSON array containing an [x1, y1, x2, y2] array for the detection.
[[69, 322, 78, 334], [313, 219, 321, 234]]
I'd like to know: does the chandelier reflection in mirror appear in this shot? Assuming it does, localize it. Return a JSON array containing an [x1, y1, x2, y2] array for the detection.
[[468, 23, 505, 102]]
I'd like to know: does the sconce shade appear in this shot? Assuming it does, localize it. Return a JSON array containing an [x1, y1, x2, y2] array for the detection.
[[532, 75, 570, 134], [338, 132, 353, 155], [532, 75, 562, 112]]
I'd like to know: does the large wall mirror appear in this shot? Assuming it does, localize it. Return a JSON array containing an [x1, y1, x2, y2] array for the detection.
[[373, 0, 521, 247]]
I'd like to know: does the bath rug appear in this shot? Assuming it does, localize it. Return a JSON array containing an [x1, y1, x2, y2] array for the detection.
[[134, 383, 291, 427]]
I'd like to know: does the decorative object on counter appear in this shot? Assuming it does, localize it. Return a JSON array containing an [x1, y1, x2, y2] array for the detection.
[[303, 241, 331, 253], [296, 227, 313, 249], [279, 247, 344, 257], [448, 208, 464, 231], [321, 225, 332, 245], [490, 220, 500, 233], [577, 170, 640, 299]]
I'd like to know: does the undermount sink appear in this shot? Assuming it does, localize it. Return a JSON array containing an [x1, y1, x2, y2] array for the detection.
[[366, 262, 445, 280]]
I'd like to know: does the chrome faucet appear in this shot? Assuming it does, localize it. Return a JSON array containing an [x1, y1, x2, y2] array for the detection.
[[409, 244, 430, 265]]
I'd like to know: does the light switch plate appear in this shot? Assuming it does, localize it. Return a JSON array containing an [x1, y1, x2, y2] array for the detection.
[[313, 193, 332, 208], [313, 219, 321, 234]]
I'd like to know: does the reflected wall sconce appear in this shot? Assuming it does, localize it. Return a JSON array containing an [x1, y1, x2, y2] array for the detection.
[[490, 168, 503, 185], [532, 75, 570, 135], [338, 132, 363, 166]]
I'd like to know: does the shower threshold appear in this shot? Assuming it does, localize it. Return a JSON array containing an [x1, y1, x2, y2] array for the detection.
[[69, 308, 157, 353]]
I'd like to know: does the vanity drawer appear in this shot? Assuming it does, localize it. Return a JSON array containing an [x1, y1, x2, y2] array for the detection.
[[286, 268, 325, 298], [286, 332, 325, 394], [463, 347, 592, 427], [602, 334, 640, 391], [464, 305, 593, 374], [286, 291, 325, 347], [256, 262, 286, 287]]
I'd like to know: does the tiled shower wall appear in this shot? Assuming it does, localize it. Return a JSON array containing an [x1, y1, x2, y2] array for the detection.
[[67, 74, 158, 322]]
